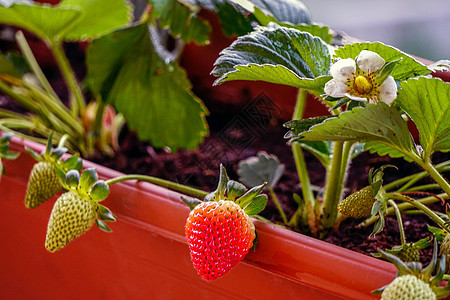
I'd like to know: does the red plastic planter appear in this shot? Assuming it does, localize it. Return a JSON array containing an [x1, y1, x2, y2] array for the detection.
[[1, 137, 396, 299]]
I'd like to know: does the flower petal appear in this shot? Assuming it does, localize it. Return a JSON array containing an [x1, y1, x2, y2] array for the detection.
[[324, 79, 348, 98], [356, 50, 385, 73], [379, 76, 397, 105], [330, 58, 356, 82], [345, 93, 368, 102]]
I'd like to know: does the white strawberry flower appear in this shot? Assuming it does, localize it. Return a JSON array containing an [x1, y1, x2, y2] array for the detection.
[[324, 50, 398, 104]]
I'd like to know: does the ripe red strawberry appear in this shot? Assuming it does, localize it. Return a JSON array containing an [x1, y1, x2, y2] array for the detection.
[[185, 200, 256, 280]]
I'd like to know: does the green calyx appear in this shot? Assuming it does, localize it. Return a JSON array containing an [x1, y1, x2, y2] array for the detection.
[[61, 168, 116, 232], [181, 164, 268, 216], [373, 240, 450, 299], [373, 237, 431, 263]]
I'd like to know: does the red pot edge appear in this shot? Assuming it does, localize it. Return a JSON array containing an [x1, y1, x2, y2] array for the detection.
[[5, 136, 397, 299]]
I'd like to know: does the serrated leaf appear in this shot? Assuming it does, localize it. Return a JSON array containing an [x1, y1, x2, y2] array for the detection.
[[86, 23, 208, 150], [79, 168, 98, 191], [64, 169, 80, 188], [228, 0, 311, 25], [333, 42, 430, 81], [298, 103, 416, 158], [181, 196, 202, 210], [150, 0, 211, 45], [364, 141, 412, 162], [284, 116, 334, 138], [96, 203, 116, 222], [212, 25, 331, 88], [95, 218, 112, 232], [89, 180, 109, 202], [237, 152, 284, 188], [244, 194, 268, 215], [397, 77, 450, 158], [226, 180, 246, 201]]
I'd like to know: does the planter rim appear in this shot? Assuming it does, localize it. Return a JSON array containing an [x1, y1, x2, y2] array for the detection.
[[6, 136, 396, 299]]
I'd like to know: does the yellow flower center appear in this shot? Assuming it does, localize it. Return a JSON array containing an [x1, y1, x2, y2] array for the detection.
[[354, 75, 373, 94]]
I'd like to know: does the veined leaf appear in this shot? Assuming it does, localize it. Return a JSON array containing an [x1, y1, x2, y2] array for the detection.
[[397, 77, 450, 158], [334, 42, 430, 81], [298, 103, 416, 157], [0, 0, 132, 41], [86, 24, 208, 150], [364, 141, 412, 162], [212, 25, 331, 89], [237, 152, 285, 188], [150, 0, 211, 45]]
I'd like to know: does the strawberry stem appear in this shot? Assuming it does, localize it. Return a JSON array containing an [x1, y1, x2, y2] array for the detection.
[[267, 186, 288, 224], [105, 174, 208, 199], [387, 199, 406, 245]]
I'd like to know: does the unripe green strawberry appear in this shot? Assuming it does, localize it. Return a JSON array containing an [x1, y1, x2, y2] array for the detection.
[[381, 275, 436, 300], [396, 246, 420, 262], [337, 186, 376, 218], [25, 161, 62, 209], [45, 191, 96, 252], [440, 234, 450, 273], [185, 200, 256, 280]]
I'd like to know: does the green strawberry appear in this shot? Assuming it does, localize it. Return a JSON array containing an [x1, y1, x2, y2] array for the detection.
[[25, 161, 62, 209], [45, 191, 96, 252], [396, 245, 420, 263], [338, 185, 376, 218], [381, 275, 436, 300]]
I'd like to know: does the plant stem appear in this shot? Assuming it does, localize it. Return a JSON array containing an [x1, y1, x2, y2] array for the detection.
[[320, 141, 344, 232], [388, 193, 450, 233], [418, 159, 450, 197], [105, 174, 208, 199], [359, 193, 448, 227], [291, 89, 315, 206], [383, 161, 450, 192], [267, 186, 288, 224], [15, 31, 59, 100], [388, 199, 406, 245], [337, 141, 353, 198], [48, 40, 85, 116]]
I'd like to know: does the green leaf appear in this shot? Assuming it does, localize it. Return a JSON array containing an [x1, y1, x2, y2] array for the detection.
[[226, 180, 246, 201], [397, 77, 450, 158], [212, 25, 331, 88], [298, 103, 416, 158], [62, 154, 82, 171], [96, 203, 116, 222], [364, 141, 412, 162], [0, 2, 80, 40], [214, 164, 229, 200], [243, 194, 268, 215], [89, 180, 109, 202], [150, 0, 211, 45], [0, 52, 22, 77], [237, 152, 284, 188], [333, 42, 430, 81], [58, 0, 132, 41], [86, 23, 208, 150], [284, 116, 334, 138], [79, 168, 98, 191], [64, 169, 80, 188], [0, 0, 132, 41], [228, 0, 311, 25], [1, 151, 20, 160]]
